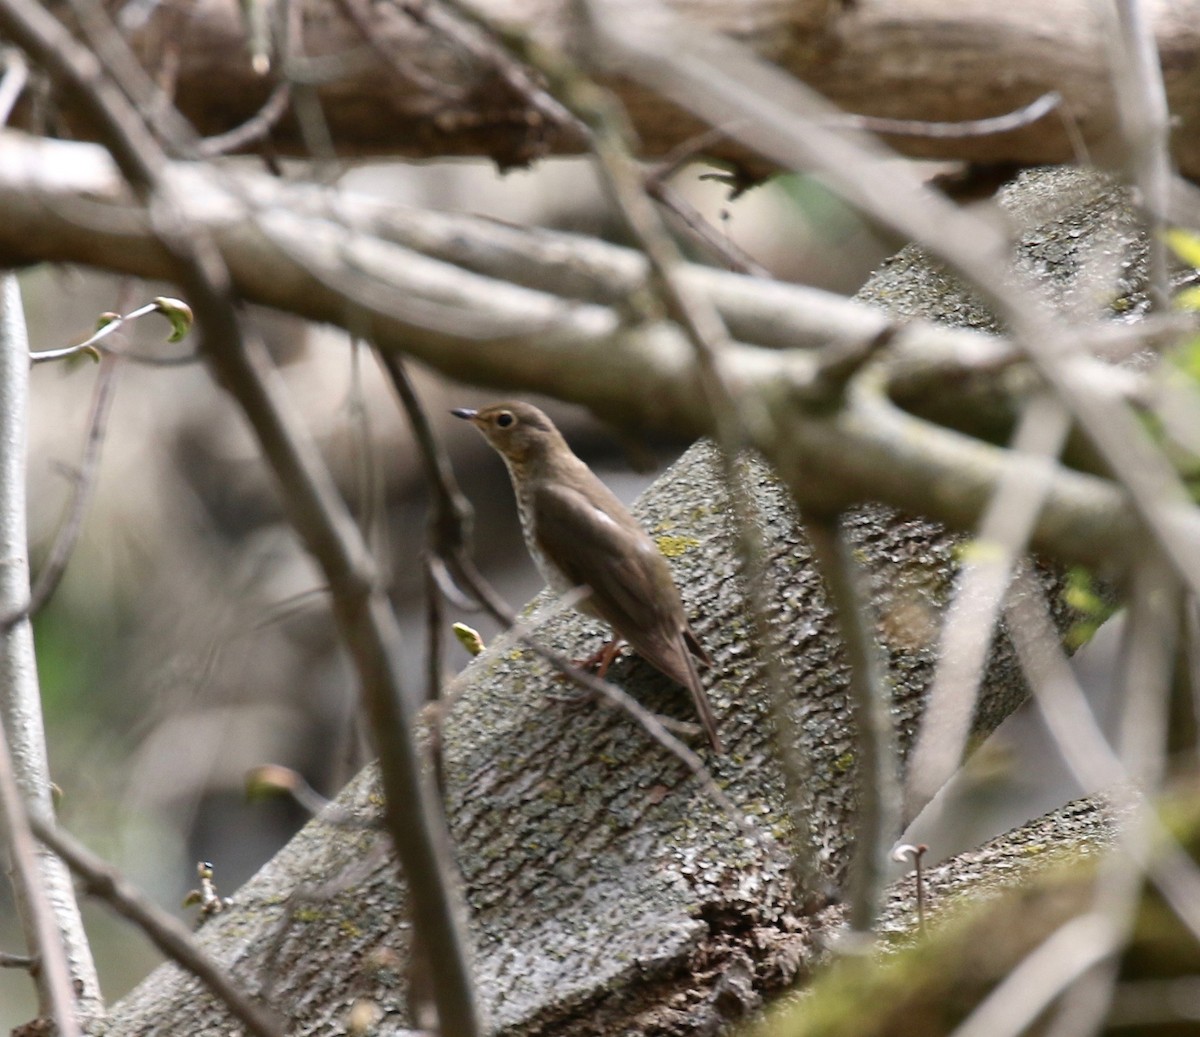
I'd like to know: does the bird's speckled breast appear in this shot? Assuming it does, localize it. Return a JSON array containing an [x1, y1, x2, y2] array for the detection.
[[506, 460, 575, 596]]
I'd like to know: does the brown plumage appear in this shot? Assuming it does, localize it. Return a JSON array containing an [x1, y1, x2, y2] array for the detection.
[[452, 401, 723, 753]]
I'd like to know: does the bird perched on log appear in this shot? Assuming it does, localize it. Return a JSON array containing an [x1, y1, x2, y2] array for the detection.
[[453, 401, 723, 753]]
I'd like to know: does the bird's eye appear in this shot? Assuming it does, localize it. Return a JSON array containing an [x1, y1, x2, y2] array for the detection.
[[496, 411, 515, 428]]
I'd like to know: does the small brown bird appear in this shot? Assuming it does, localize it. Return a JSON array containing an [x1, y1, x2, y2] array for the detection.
[[453, 401, 723, 753]]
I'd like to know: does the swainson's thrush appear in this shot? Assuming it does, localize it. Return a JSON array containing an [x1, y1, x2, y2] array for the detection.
[[453, 401, 723, 753]]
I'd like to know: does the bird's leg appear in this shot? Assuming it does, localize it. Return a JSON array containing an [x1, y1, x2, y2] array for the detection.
[[546, 638, 626, 702], [587, 638, 625, 678]]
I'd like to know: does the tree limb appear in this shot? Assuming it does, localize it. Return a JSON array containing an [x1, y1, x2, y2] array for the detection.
[[25, 0, 1200, 180], [0, 135, 1178, 577]]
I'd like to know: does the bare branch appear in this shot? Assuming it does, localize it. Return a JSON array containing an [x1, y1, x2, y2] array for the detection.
[[1106, 0, 1173, 307], [585, 0, 1200, 602], [805, 516, 899, 932], [0, 2, 485, 1033], [905, 394, 1072, 819], [840, 90, 1062, 140], [0, 951, 36, 969], [21, 355, 120, 620], [0, 47, 27, 124], [0, 274, 99, 1024], [195, 81, 290, 158], [0, 703, 81, 1036], [30, 816, 283, 1037]]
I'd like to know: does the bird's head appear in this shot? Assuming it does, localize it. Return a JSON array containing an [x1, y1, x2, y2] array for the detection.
[[451, 401, 565, 469]]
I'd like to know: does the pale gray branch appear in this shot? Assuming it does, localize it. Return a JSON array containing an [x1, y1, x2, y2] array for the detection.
[[0, 134, 1179, 578], [0, 273, 94, 1030]]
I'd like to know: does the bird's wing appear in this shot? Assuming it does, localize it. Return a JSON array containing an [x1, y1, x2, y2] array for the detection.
[[535, 482, 724, 753], [532, 481, 683, 641]]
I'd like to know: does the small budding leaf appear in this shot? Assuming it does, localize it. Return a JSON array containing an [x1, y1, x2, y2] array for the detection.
[[94, 311, 121, 332], [1165, 227, 1200, 269], [1063, 566, 1117, 649], [245, 763, 300, 801], [1175, 286, 1200, 313], [63, 345, 102, 370], [153, 297, 194, 342], [453, 622, 486, 657]]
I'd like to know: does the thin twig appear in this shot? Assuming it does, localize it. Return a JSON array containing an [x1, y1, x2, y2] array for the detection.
[[842, 91, 1061, 139], [0, 3, 484, 1033], [196, 81, 291, 158], [2, 354, 121, 632], [333, 0, 463, 99], [806, 516, 899, 933], [0, 710, 80, 1035], [0, 46, 27, 124], [1115, 549, 1180, 788], [27, 295, 184, 364], [423, 555, 448, 791], [905, 393, 1072, 820], [1106, 1, 1172, 308], [378, 352, 476, 581], [343, 337, 386, 563], [645, 177, 770, 277], [649, 126, 739, 182], [401, 0, 589, 152], [0, 951, 35, 969], [30, 816, 283, 1037], [61, 0, 194, 153]]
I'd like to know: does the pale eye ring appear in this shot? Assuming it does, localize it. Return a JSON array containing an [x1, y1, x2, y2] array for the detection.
[[496, 412, 515, 428]]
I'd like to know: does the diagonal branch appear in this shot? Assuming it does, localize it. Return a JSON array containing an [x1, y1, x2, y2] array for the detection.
[[0, 2, 483, 1033], [30, 816, 283, 1037]]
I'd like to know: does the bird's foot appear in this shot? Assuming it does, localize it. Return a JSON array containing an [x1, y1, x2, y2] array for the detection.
[[565, 638, 625, 678], [547, 639, 625, 703]]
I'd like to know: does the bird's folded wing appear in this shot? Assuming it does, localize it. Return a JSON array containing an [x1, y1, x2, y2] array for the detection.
[[532, 482, 681, 641]]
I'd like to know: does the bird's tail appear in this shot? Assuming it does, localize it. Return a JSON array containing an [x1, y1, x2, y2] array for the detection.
[[680, 637, 724, 754]]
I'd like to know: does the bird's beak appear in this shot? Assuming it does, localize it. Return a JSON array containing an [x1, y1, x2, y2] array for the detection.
[[451, 408, 479, 422]]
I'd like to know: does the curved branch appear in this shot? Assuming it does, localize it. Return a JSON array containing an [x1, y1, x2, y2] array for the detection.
[[0, 134, 1174, 575]]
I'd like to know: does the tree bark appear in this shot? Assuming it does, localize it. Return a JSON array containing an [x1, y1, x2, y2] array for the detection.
[[106, 450, 1075, 1036], [30, 0, 1200, 178]]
